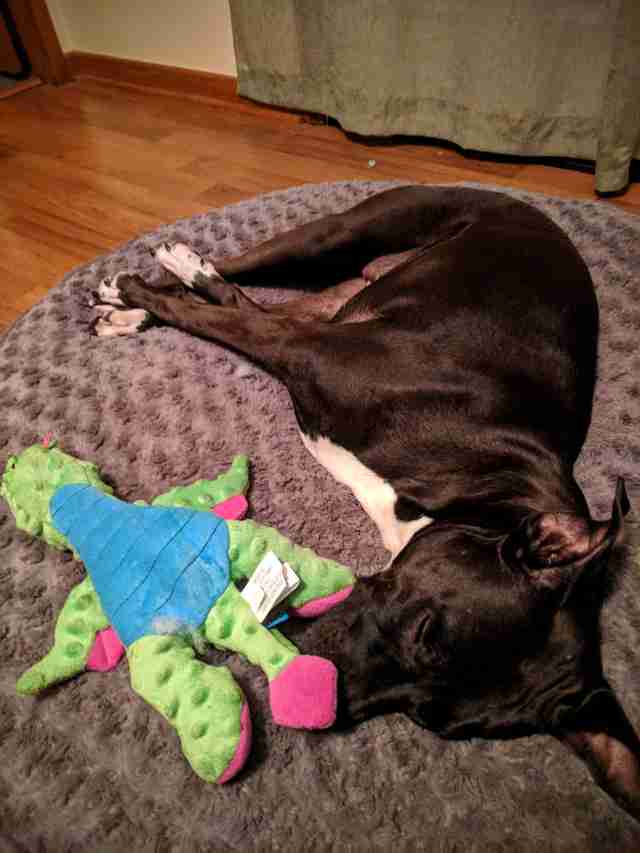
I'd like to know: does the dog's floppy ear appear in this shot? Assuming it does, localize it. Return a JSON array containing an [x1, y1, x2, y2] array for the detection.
[[503, 479, 630, 600], [550, 684, 640, 823]]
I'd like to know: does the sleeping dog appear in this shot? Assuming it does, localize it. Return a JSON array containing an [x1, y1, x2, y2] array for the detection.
[[95, 185, 640, 821]]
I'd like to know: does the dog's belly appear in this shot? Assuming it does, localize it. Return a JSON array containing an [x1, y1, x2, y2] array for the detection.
[[300, 432, 432, 555]]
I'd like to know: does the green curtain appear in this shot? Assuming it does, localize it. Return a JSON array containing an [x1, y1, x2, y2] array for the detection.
[[229, 0, 640, 194]]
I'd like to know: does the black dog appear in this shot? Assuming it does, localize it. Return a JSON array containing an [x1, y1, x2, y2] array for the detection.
[[96, 185, 639, 820]]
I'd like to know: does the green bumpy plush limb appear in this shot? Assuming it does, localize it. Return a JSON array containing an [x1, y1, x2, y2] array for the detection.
[[205, 584, 299, 681], [16, 577, 109, 695], [270, 628, 299, 655], [206, 519, 355, 683], [152, 455, 249, 509], [226, 519, 355, 608], [1, 444, 113, 551], [128, 634, 246, 783]]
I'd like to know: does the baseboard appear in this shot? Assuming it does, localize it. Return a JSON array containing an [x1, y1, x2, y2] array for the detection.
[[66, 51, 238, 103], [0, 75, 43, 100]]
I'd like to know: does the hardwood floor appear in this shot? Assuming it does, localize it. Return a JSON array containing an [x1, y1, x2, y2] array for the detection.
[[1, 77, 639, 333]]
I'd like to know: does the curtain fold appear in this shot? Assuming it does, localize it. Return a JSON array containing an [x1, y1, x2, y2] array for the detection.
[[229, 0, 640, 193]]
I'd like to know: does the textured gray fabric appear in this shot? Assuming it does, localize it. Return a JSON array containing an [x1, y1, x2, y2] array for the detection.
[[1, 181, 640, 852], [230, 1, 640, 193]]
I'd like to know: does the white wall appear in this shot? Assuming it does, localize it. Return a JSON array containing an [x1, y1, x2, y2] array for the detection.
[[46, 0, 237, 76]]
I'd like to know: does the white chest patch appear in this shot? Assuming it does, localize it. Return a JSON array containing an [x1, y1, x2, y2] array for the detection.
[[300, 432, 433, 556]]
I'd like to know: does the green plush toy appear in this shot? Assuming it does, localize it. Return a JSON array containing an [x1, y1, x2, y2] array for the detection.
[[1, 441, 355, 784]]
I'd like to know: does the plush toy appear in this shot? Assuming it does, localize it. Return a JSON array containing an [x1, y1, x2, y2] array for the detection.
[[1, 441, 355, 784]]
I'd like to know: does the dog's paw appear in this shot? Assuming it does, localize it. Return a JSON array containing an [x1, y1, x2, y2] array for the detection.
[[154, 242, 222, 288], [95, 271, 131, 307], [93, 307, 153, 337]]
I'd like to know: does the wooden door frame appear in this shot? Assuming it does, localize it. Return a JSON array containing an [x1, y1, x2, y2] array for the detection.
[[6, 0, 71, 84]]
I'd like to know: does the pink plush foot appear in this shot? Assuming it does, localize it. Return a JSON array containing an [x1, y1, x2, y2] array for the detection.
[[290, 585, 354, 618], [86, 627, 125, 672], [211, 495, 248, 521], [217, 703, 252, 784], [269, 656, 338, 729]]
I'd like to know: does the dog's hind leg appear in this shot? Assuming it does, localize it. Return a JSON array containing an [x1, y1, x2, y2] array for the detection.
[[154, 242, 266, 312], [203, 185, 472, 286], [154, 241, 371, 322], [96, 272, 132, 307], [155, 186, 456, 296], [154, 242, 224, 290], [151, 185, 468, 318]]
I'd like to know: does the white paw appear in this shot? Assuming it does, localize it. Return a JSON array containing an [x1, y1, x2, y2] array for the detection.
[[154, 242, 222, 288], [97, 271, 130, 307], [94, 307, 151, 337]]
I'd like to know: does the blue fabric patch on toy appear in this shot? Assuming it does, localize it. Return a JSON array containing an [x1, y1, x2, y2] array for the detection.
[[51, 484, 230, 646]]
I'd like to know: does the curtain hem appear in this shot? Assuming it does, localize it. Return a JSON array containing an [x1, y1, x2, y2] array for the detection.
[[238, 70, 635, 195]]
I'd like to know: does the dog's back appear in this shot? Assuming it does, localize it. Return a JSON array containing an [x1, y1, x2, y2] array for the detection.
[[285, 187, 598, 534]]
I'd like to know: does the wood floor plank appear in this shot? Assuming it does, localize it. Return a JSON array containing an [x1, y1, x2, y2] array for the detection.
[[1, 76, 638, 336], [0, 150, 214, 243]]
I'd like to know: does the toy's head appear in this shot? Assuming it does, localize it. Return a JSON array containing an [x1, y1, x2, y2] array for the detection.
[[1, 441, 113, 550]]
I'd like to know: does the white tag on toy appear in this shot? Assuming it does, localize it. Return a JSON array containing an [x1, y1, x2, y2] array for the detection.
[[241, 552, 300, 622], [274, 561, 300, 604]]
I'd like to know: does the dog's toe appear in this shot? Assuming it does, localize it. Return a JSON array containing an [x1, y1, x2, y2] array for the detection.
[[154, 242, 223, 288], [97, 272, 129, 307], [93, 304, 116, 317], [93, 307, 152, 337]]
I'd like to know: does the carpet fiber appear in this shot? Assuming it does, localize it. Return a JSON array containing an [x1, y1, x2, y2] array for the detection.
[[1, 181, 640, 852]]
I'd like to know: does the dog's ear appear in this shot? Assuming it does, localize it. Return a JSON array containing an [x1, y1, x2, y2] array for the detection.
[[550, 684, 640, 823], [502, 479, 630, 600]]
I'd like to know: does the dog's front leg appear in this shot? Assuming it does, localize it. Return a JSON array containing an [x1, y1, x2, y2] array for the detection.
[[93, 271, 197, 336]]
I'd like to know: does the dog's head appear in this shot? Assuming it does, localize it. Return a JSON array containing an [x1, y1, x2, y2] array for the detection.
[[302, 480, 640, 820]]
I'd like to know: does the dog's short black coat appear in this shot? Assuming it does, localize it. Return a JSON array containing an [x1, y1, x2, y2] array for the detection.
[[105, 186, 639, 821]]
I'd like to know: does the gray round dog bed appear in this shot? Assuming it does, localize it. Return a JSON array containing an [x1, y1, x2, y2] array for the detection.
[[1, 181, 640, 852]]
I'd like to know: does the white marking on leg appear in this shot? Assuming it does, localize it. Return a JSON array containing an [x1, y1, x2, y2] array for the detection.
[[94, 308, 150, 337], [155, 243, 222, 288], [97, 271, 129, 306], [300, 432, 432, 555]]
